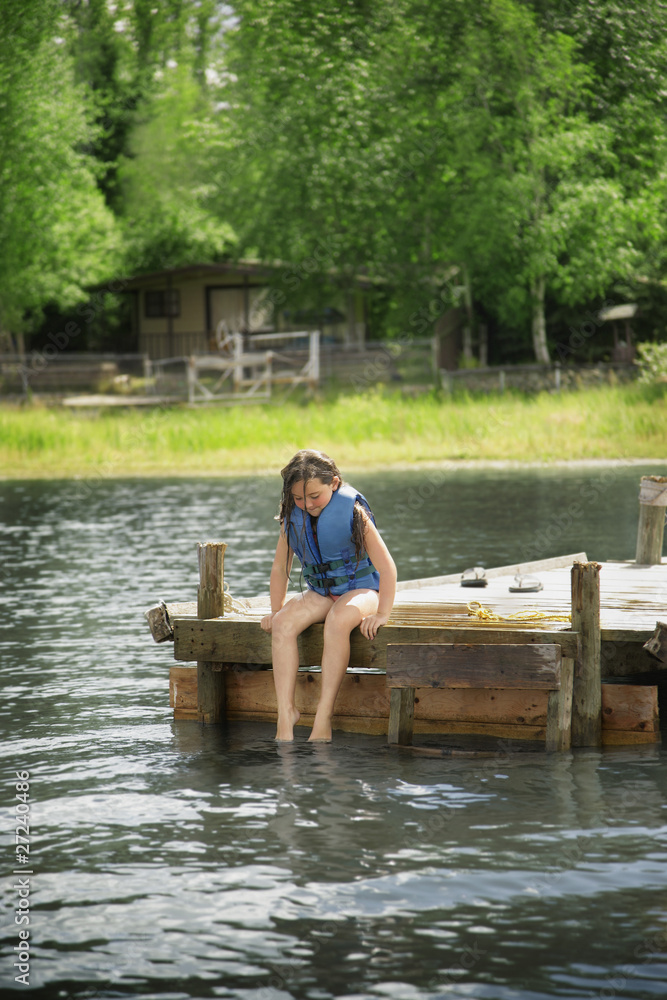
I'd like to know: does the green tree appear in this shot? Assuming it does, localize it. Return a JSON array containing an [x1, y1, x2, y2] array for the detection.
[[218, 0, 666, 361], [117, 64, 236, 274], [441, 1, 639, 362], [216, 0, 442, 319], [0, 0, 119, 349]]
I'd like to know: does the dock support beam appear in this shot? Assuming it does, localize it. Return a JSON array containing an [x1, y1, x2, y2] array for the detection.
[[196, 541, 227, 724], [570, 561, 602, 747], [635, 475, 667, 565], [388, 688, 415, 745]]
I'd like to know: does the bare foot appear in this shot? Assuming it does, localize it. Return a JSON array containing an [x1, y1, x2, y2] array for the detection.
[[308, 717, 332, 742], [275, 708, 300, 741]]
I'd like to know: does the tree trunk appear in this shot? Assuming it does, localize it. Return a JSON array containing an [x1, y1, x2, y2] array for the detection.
[[0, 324, 12, 353], [461, 263, 474, 364], [531, 276, 550, 364]]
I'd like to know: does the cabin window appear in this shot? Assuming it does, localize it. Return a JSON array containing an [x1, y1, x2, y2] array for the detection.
[[145, 289, 180, 318]]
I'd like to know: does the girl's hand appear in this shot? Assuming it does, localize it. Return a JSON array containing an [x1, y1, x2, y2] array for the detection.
[[359, 612, 389, 640], [261, 613, 276, 633]]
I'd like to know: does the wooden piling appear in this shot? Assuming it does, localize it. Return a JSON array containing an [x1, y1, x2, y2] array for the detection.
[[196, 542, 227, 723], [388, 688, 415, 745], [570, 561, 602, 747], [635, 475, 667, 565]]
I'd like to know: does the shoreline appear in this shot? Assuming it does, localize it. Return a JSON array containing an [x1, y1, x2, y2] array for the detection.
[[2, 384, 665, 480], [1, 456, 664, 482]]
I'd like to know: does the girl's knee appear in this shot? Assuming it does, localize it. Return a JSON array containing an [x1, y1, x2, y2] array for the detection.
[[271, 607, 300, 641], [323, 606, 361, 638]]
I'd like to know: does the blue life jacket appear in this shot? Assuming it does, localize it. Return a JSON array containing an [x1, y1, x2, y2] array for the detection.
[[286, 483, 380, 596]]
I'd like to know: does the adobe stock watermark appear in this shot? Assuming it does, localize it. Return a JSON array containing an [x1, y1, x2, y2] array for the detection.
[[594, 928, 667, 999], [60, 400, 198, 504], [13, 278, 130, 393], [245, 234, 346, 333], [519, 460, 636, 562], [427, 939, 487, 994], [348, 337, 406, 391], [408, 265, 470, 337], [212, 106, 294, 196], [255, 918, 345, 999], [554, 299, 616, 363], [389, 406, 512, 524]]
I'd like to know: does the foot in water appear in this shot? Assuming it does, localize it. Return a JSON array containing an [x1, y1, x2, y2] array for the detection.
[[275, 708, 300, 741], [308, 716, 333, 742]]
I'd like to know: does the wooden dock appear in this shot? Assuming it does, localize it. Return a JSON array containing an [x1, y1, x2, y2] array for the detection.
[[146, 476, 667, 751]]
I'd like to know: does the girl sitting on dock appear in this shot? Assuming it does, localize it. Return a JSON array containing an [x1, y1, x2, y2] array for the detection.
[[261, 449, 397, 741]]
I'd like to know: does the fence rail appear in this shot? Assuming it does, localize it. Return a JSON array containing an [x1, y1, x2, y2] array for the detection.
[[440, 361, 638, 394], [0, 347, 640, 401], [0, 353, 151, 394], [185, 330, 320, 404]]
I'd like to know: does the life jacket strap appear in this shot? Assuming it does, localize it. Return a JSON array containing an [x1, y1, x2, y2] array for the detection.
[[302, 558, 376, 587], [303, 557, 347, 574]]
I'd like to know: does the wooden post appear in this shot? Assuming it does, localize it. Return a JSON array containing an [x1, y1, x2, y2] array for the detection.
[[545, 656, 573, 752], [187, 357, 195, 404], [387, 688, 415, 745], [635, 475, 667, 565], [196, 542, 227, 723], [570, 561, 602, 747]]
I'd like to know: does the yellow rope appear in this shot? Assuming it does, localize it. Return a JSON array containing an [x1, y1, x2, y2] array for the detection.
[[221, 588, 573, 625], [466, 600, 571, 624]]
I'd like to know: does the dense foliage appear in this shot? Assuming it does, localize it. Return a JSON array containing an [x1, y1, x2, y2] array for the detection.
[[3, 0, 667, 359]]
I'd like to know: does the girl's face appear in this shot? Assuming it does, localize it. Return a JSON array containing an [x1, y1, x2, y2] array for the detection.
[[290, 476, 339, 516]]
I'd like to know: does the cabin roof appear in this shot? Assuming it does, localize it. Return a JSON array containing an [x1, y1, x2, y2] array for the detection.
[[106, 260, 273, 291], [91, 259, 378, 293]]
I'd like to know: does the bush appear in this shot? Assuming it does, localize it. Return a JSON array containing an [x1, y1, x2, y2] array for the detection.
[[636, 342, 667, 384]]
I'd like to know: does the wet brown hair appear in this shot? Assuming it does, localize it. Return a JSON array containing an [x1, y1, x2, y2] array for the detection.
[[279, 449, 369, 571]]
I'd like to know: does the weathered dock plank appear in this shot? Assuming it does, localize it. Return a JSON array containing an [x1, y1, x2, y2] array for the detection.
[[172, 618, 581, 667], [601, 683, 659, 734], [386, 643, 561, 690], [169, 665, 659, 744], [386, 642, 567, 750], [394, 552, 589, 591]]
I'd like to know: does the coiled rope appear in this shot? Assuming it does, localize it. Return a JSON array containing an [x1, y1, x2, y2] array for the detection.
[[466, 600, 571, 624], [222, 584, 256, 616], [221, 591, 573, 625]]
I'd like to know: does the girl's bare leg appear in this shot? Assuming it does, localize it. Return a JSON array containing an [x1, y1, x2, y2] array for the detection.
[[270, 590, 332, 740], [309, 589, 380, 742]]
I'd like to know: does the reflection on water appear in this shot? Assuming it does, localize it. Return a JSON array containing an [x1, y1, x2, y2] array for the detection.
[[1, 467, 666, 999]]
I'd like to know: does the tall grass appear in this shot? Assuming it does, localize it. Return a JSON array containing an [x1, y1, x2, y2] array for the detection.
[[1, 383, 665, 478]]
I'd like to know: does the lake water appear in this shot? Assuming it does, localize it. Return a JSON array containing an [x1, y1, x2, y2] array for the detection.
[[2, 464, 667, 999]]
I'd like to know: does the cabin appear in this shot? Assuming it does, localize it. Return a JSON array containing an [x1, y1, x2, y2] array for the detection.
[[116, 261, 369, 360], [598, 303, 638, 364]]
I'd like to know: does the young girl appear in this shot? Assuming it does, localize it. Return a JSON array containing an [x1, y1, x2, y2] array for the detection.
[[261, 449, 397, 742]]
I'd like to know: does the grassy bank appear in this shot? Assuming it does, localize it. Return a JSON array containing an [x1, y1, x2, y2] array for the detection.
[[1, 384, 666, 479]]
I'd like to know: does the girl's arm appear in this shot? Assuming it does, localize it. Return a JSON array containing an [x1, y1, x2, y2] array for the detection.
[[261, 529, 293, 632], [359, 518, 397, 639]]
